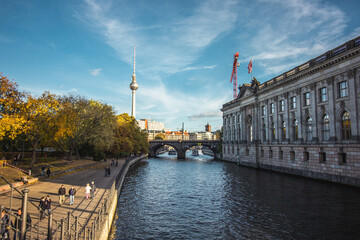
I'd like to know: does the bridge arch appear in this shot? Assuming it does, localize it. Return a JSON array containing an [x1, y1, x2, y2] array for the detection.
[[149, 140, 221, 159], [149, 142, 180, 156]]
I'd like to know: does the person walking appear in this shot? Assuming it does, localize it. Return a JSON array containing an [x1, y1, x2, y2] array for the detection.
[[12, 208, 31, 240], [85, 183, 91, 200], [90, 181, 96, 199], [58, 185, 66, 205], [41, 166, 45, 177], [45, 195, 51, 216], [46, 168, 51, 178], [69, 186, 76, 205], [38, 197, 46, 220], [1, 209, 10, 240]]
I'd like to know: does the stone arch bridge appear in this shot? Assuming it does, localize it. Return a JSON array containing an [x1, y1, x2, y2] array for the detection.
[[149, 140, 221, 159]]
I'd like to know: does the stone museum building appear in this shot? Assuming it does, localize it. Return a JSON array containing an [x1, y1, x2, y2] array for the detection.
[[221, 36, 360, 186]]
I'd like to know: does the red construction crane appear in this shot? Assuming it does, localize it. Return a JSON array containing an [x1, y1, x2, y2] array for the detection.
[[230, 52, 240, 99]]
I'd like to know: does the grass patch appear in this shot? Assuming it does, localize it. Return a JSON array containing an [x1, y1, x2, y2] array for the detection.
[[0, 167, 31, 185]]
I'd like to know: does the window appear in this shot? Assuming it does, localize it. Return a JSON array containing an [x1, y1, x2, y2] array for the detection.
[[338, 81, 348, 98], [270, 103, 275, 114], [261, 105, 266, 116], [319, 87, 328, 102], [262, 124, 266, 142], [290, 151, 295, 161], [279, 100, 285, 112], [322, 115, 330, 141], [281, 121, 286, 141], [269, 149, 273, 158], [271, 121, 275, 141], [342, 111, 351, 140], [293, 119, 298, 141], [304, 92, 310, 106], [290, 96, 296, 109], [319, 152, 326, 163], [261, 149, 264, 157], [305, 117, 312, 142], [338, 153, 347, 165], [279, 150, 283, 159], [248, 126, 253, 142], [245, 148, 249, 156], [304, 151, 309, 162]]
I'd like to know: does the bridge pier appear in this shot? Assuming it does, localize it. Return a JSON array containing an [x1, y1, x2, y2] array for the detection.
[[177, 150, 186, 159]]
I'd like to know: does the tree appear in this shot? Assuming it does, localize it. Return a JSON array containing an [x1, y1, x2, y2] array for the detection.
[[0, 74, 27, 140], [62, 99, 116, 160], [155, 133, 165, 140], [23, 92, 61, 167], [112, 113, 148, 156]]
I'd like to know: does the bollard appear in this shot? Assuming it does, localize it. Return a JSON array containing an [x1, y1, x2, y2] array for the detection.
[[48, 212, 53, 240], [20, 188, 29, 240], [92, 222, 95, 240], [68, 211, 71, 237], [61, 218, 65, 240], [75, 216, 79, 240], [10, 185, 13, 213]]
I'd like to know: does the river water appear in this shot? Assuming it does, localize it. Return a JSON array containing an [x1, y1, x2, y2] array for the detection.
[[111, 152, 360, 240]]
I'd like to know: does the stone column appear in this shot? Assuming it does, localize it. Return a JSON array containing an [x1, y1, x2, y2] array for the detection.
[[296, 89, 303, 142], [327, 77, 337, 141], [310, 83, 319, 142], [348, 69, 359, 140]]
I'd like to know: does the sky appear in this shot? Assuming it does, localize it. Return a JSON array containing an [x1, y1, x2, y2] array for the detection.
[[1, 0, 359, 132]]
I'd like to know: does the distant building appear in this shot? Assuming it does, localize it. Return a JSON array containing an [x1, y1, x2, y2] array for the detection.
[[189, 131, 216, 140], [138, 119, 165, 132], [205, 123, 211, 132], [164, 131, 189, 140], [138, 119, 165, 140]]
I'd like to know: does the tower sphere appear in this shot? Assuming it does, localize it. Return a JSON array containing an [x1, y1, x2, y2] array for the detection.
[[130, 80, 139, 90]]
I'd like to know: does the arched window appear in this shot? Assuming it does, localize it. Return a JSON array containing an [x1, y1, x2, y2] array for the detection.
[[322, 114, 330, 141], [293, 119, 298, 141], [306, 117, 312, 142], [281, 121, 286, 141], [342, 111, 351, 140]]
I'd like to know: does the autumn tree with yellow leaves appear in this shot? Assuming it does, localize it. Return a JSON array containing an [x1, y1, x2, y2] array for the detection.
[[0, 74, 27, 140], [1, 74, 149, 165]]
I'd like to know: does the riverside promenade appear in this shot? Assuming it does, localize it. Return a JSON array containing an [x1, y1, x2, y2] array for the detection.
[[0, 159, 126, 239]]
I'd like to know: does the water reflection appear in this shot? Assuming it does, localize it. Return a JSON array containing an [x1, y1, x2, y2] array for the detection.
[[111, 152, 360, 240]]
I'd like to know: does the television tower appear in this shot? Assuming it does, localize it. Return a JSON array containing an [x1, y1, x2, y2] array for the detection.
[[129, 45, 139, 118]]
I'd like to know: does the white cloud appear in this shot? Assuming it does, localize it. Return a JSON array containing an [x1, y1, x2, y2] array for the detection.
[[188, 111, 222, 121], [240, 0, 350, 77], [90, 68, 102, 76], [80, 0, 237, 76], [180, 65, 217, 72]]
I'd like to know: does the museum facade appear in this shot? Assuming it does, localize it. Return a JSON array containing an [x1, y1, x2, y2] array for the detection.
[[221, 36, 360, 186]]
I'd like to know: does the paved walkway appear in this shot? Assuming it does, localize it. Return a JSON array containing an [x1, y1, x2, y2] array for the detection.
[[0, 159, 125, 239]]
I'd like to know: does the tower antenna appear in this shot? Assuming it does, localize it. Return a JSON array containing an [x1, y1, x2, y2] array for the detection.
[[129, 45, 139, 118]]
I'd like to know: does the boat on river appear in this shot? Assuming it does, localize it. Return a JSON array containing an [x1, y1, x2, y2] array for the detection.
[[168, 150, 176, 155], [191, 150, 199, 156]]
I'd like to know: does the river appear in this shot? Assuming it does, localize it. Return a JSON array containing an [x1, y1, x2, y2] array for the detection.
[[111, 151, 360, 240]]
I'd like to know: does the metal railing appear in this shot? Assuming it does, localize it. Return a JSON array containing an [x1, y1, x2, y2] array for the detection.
[[1, 172, 118, 240]]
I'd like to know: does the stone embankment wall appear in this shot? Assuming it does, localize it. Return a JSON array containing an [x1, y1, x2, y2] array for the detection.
[[222, 144, 360, 187], [98, 155, 147, 240]]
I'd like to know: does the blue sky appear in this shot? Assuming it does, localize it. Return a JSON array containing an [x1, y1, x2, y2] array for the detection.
[[1, 0, 359, 132]]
